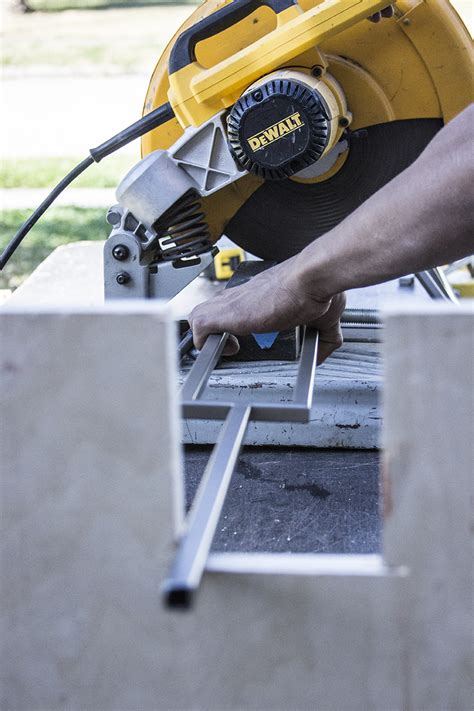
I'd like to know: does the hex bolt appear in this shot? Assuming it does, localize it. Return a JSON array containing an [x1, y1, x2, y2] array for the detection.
[[112, 244, 130, 261], [339, 116, 350, 128], [116, 271, 130, 285], [253, 89, 263, 102]]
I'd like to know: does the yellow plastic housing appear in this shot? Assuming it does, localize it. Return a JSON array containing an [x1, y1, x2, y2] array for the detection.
[[141, 0, 473, 243], [213, 247, 246, 280]]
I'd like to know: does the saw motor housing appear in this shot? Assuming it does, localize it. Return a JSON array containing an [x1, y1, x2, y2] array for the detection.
[[104, 0, 472, 300]]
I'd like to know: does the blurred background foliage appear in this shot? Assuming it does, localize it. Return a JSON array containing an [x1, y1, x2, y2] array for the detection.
[[0, 156, 135, 189], [0, 208, 108, 290]]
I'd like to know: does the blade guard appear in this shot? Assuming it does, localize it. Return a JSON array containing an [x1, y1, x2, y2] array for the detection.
[[167, 0, 390, 128]]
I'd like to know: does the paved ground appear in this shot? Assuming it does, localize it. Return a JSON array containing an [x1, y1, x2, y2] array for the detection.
[[185, 446, 381, 554]]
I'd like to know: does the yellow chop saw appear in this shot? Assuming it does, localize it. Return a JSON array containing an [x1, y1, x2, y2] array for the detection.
[[1, 0, 472, 301]]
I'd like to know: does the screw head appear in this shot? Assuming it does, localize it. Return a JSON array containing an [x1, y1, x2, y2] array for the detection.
[[252, 89, 263, 102], [112, 244, 129, 261], [339, 116, 350, 128], [311, 65, 324, 78], [116, 271, 130, 285], [402, 17, 411, 25], [107, 210, 121, 226]]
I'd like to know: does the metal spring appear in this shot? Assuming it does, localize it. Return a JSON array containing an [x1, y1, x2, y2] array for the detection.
[[156, 191, 213, 262]]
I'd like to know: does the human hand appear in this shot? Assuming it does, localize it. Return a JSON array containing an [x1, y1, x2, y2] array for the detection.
[[188, 259, 346, 364]]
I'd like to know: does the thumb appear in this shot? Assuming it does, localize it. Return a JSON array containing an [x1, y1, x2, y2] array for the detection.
[[222, 334, 240, 356]]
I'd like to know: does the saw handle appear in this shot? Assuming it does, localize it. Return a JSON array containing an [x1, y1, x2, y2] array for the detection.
[[168, 0, 298, 74]]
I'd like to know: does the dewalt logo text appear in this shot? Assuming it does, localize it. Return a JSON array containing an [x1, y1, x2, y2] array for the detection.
[[247, 112, 305, 151]]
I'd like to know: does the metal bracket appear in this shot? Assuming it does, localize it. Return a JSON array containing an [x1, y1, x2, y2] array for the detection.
[[104, 206, 216, 300], [169, 113, 245, 195], [162, 328, 319, 609]]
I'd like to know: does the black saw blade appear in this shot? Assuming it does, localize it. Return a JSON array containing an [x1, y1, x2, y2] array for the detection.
[[225, 119, 442, 261]]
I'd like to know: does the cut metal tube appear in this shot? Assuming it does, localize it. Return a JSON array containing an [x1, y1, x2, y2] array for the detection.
[[416, 268, 458, 303], [163, 404, 251, 609], [293, 328, 318, 409], [416, 270, 446, 300], [177, 329, 195, 360], [428, 266, 459, 303], [180, 333, 228, 401], [169, 327, 319, 608], [182, 401, 311, 422], [181, 328, 319, 421]]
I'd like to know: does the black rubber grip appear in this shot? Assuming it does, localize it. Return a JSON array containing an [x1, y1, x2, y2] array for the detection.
[[89, 102, 175, 163], [169, 0, 298, 75]]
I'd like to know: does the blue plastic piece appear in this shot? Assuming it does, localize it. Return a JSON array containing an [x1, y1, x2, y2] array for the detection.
[[252, 331, 279, 349]]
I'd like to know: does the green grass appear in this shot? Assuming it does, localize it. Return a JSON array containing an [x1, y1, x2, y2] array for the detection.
[[2, 4, 195, 74], [0, 207, 108, 290], [0, 155, 135, 189]]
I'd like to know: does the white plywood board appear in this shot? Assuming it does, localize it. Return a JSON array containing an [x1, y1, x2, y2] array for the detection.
[[1, 301, 472, 709], [0, 303, 183, 709], [383, 302, 474, 711]]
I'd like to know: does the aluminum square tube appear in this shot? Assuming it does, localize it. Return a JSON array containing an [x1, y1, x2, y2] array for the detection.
[[162, 405, 251, 608], [164, 328, 319, 607]]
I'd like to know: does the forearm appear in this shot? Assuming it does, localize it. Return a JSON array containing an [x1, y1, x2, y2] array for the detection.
[[294, 105, 474, 300], [189, 106, 473, 361]]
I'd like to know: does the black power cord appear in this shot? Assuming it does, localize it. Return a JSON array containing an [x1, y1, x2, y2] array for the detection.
[[0, 102, 175, 270]]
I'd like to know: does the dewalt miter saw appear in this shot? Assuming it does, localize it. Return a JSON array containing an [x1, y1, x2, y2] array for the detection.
[[1, 0, 472, 301]]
